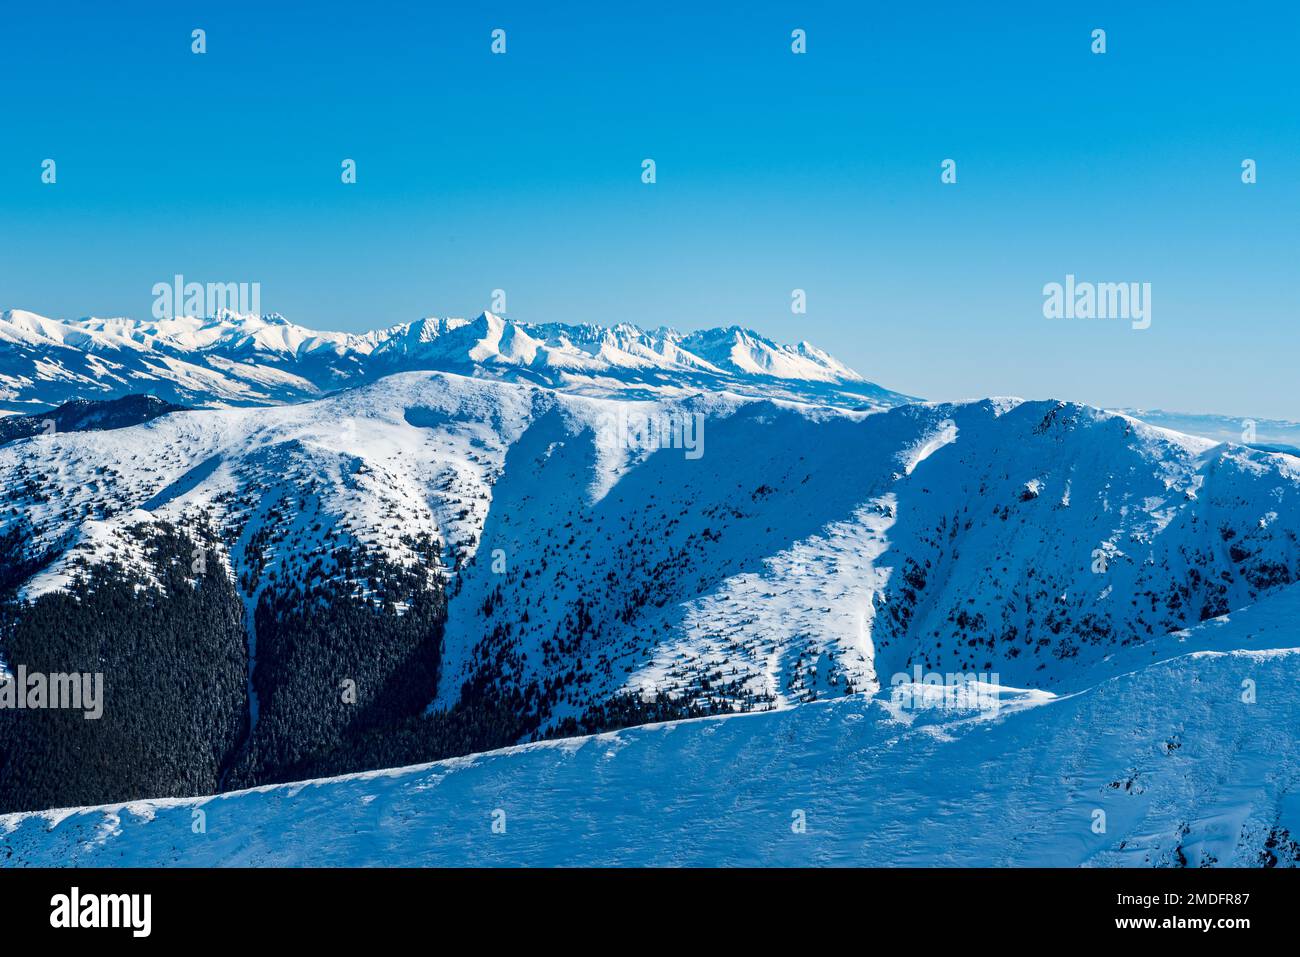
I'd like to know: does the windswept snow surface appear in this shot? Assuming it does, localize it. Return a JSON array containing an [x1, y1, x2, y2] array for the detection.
[[4, 584, 1300, 867]]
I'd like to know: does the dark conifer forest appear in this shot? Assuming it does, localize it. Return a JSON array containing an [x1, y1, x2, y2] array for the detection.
[[0, 517, 748, 814], [0, 523, 247, 813]]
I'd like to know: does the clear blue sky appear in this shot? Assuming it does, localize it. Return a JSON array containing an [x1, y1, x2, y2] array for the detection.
[[1, 1, 1296, 417]]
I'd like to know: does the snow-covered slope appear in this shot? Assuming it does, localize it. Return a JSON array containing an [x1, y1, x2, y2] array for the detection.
[[0, 308, 910, 413], [3, 372, 1299, 734], [5, 582, 1299, 867]]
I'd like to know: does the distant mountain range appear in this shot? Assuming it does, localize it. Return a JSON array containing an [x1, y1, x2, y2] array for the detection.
[[6, 307, 1298, 453], [1114, 408, 1300, 455], [0, 308, 912, 413]]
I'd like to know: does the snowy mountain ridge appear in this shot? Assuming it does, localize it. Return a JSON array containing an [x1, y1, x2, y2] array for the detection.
[[4, 370, 1298, 734], [0, 308, 909, 413]]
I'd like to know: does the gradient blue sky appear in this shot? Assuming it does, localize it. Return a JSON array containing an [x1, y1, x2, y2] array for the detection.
[[1, 1, 1297, 417]]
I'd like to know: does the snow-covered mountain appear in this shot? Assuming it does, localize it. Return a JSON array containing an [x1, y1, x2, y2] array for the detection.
[[3, 314, 1300, 864], [3, 370, 1299, 763], [5, 581, 1300, 867], [0, 308, 910, 414]]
